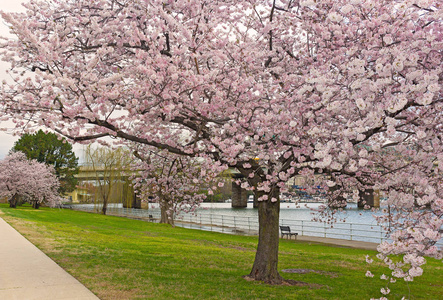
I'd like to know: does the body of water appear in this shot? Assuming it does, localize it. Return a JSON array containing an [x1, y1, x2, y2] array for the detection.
[[198, 202, 379, 224]]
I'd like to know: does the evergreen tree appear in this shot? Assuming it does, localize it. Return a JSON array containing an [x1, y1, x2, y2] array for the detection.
[[12, 130, 79, 194]]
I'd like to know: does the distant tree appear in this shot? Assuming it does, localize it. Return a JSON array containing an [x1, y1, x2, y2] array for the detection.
[[12, 130, 79, 194], [133, 146, 219, 225], [0, 152, 61, 208], [84, 145, 134, 215]]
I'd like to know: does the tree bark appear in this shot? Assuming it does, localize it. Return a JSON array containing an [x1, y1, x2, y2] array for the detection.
[[132, 192, 141, 209], [9, 194, 18, 208], [247, 188, 283, 284], [160, 200, 174, 225], [101, 194, 108, 215]]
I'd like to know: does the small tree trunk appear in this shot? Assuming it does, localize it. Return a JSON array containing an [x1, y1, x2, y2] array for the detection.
[[247, 188, 282, 284], [132, 192, 141, 209], [32, 201, 40, 209], [160, 200, 174, 225], [102, 194, 108, 215]]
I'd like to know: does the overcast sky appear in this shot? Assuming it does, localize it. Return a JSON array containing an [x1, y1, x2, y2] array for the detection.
[[0, 0, 88, 160], [0, 0, 24, 159]]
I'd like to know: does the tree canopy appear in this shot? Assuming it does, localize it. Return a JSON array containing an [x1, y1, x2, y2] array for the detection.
[[0, 152, 61, 208], [0, 0, 441, 295], [132, 145, 219, 225], [12, 130, 79, 194]]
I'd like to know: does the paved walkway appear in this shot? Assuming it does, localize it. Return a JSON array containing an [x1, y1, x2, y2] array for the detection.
[[296, 235, 379, 250], [0, 216, 100, 300]]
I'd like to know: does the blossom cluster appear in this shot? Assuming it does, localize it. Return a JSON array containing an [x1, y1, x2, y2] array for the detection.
[[0, 152, 61, 207], [0, 0, 441, 293]]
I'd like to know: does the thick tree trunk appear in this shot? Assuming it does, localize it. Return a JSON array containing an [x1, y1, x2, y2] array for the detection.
[[247, 188, 283, 284], [160, 200, 174, 225], [32, 201, 40, 209], [9, 194, 18, 208]]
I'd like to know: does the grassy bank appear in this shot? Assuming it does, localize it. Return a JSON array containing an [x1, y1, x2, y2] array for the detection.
[[0, 204, 441, 299]]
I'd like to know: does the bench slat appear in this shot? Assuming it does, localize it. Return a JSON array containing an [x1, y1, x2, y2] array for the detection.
[[279, 226, 298, 239]]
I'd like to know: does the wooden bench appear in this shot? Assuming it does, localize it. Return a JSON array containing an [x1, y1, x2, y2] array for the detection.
[[148, 215, 156, 222], [280, 226, 298, 239]]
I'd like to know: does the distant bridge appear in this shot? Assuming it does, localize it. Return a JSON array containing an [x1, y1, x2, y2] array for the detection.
[[74, 166, 136, 181], [72, 167, 379, 208]]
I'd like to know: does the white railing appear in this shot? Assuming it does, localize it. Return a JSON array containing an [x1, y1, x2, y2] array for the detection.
[[172, 212, 389, 244], [278, 219, 387, 244], [71, 204, 398, 245]]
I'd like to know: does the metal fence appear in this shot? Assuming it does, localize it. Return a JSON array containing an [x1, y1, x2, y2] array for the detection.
[[171, 212, 389, 244], [278, 219, 387, 243], [71, 204, 395, 244]]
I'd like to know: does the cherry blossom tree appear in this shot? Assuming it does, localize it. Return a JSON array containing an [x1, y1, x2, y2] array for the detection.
[[132, 146, 219, 225], [0, 0, 441, 290], [0, 152, 61, 208]]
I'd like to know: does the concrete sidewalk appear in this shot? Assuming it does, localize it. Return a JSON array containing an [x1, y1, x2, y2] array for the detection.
[[296, 235, 379, 251], [0, 217, 99, 300]]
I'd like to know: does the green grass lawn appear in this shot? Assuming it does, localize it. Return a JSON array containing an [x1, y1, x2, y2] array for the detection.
[[0, 204, 441, 300]]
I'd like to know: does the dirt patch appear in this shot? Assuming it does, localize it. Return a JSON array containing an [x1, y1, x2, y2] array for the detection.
[[243, 275, 327, 289], [283, 279, 326, 289], [282, 268, 339, 278], [193, 239, 253, 252], [222, 244, 251, 251], [430, 283, 443, 287], [91, 280, 144, 300]]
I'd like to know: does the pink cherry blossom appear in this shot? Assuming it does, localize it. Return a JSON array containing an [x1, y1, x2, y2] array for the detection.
[[0, 0, 441, 292], [0, 152, 61, 207]]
